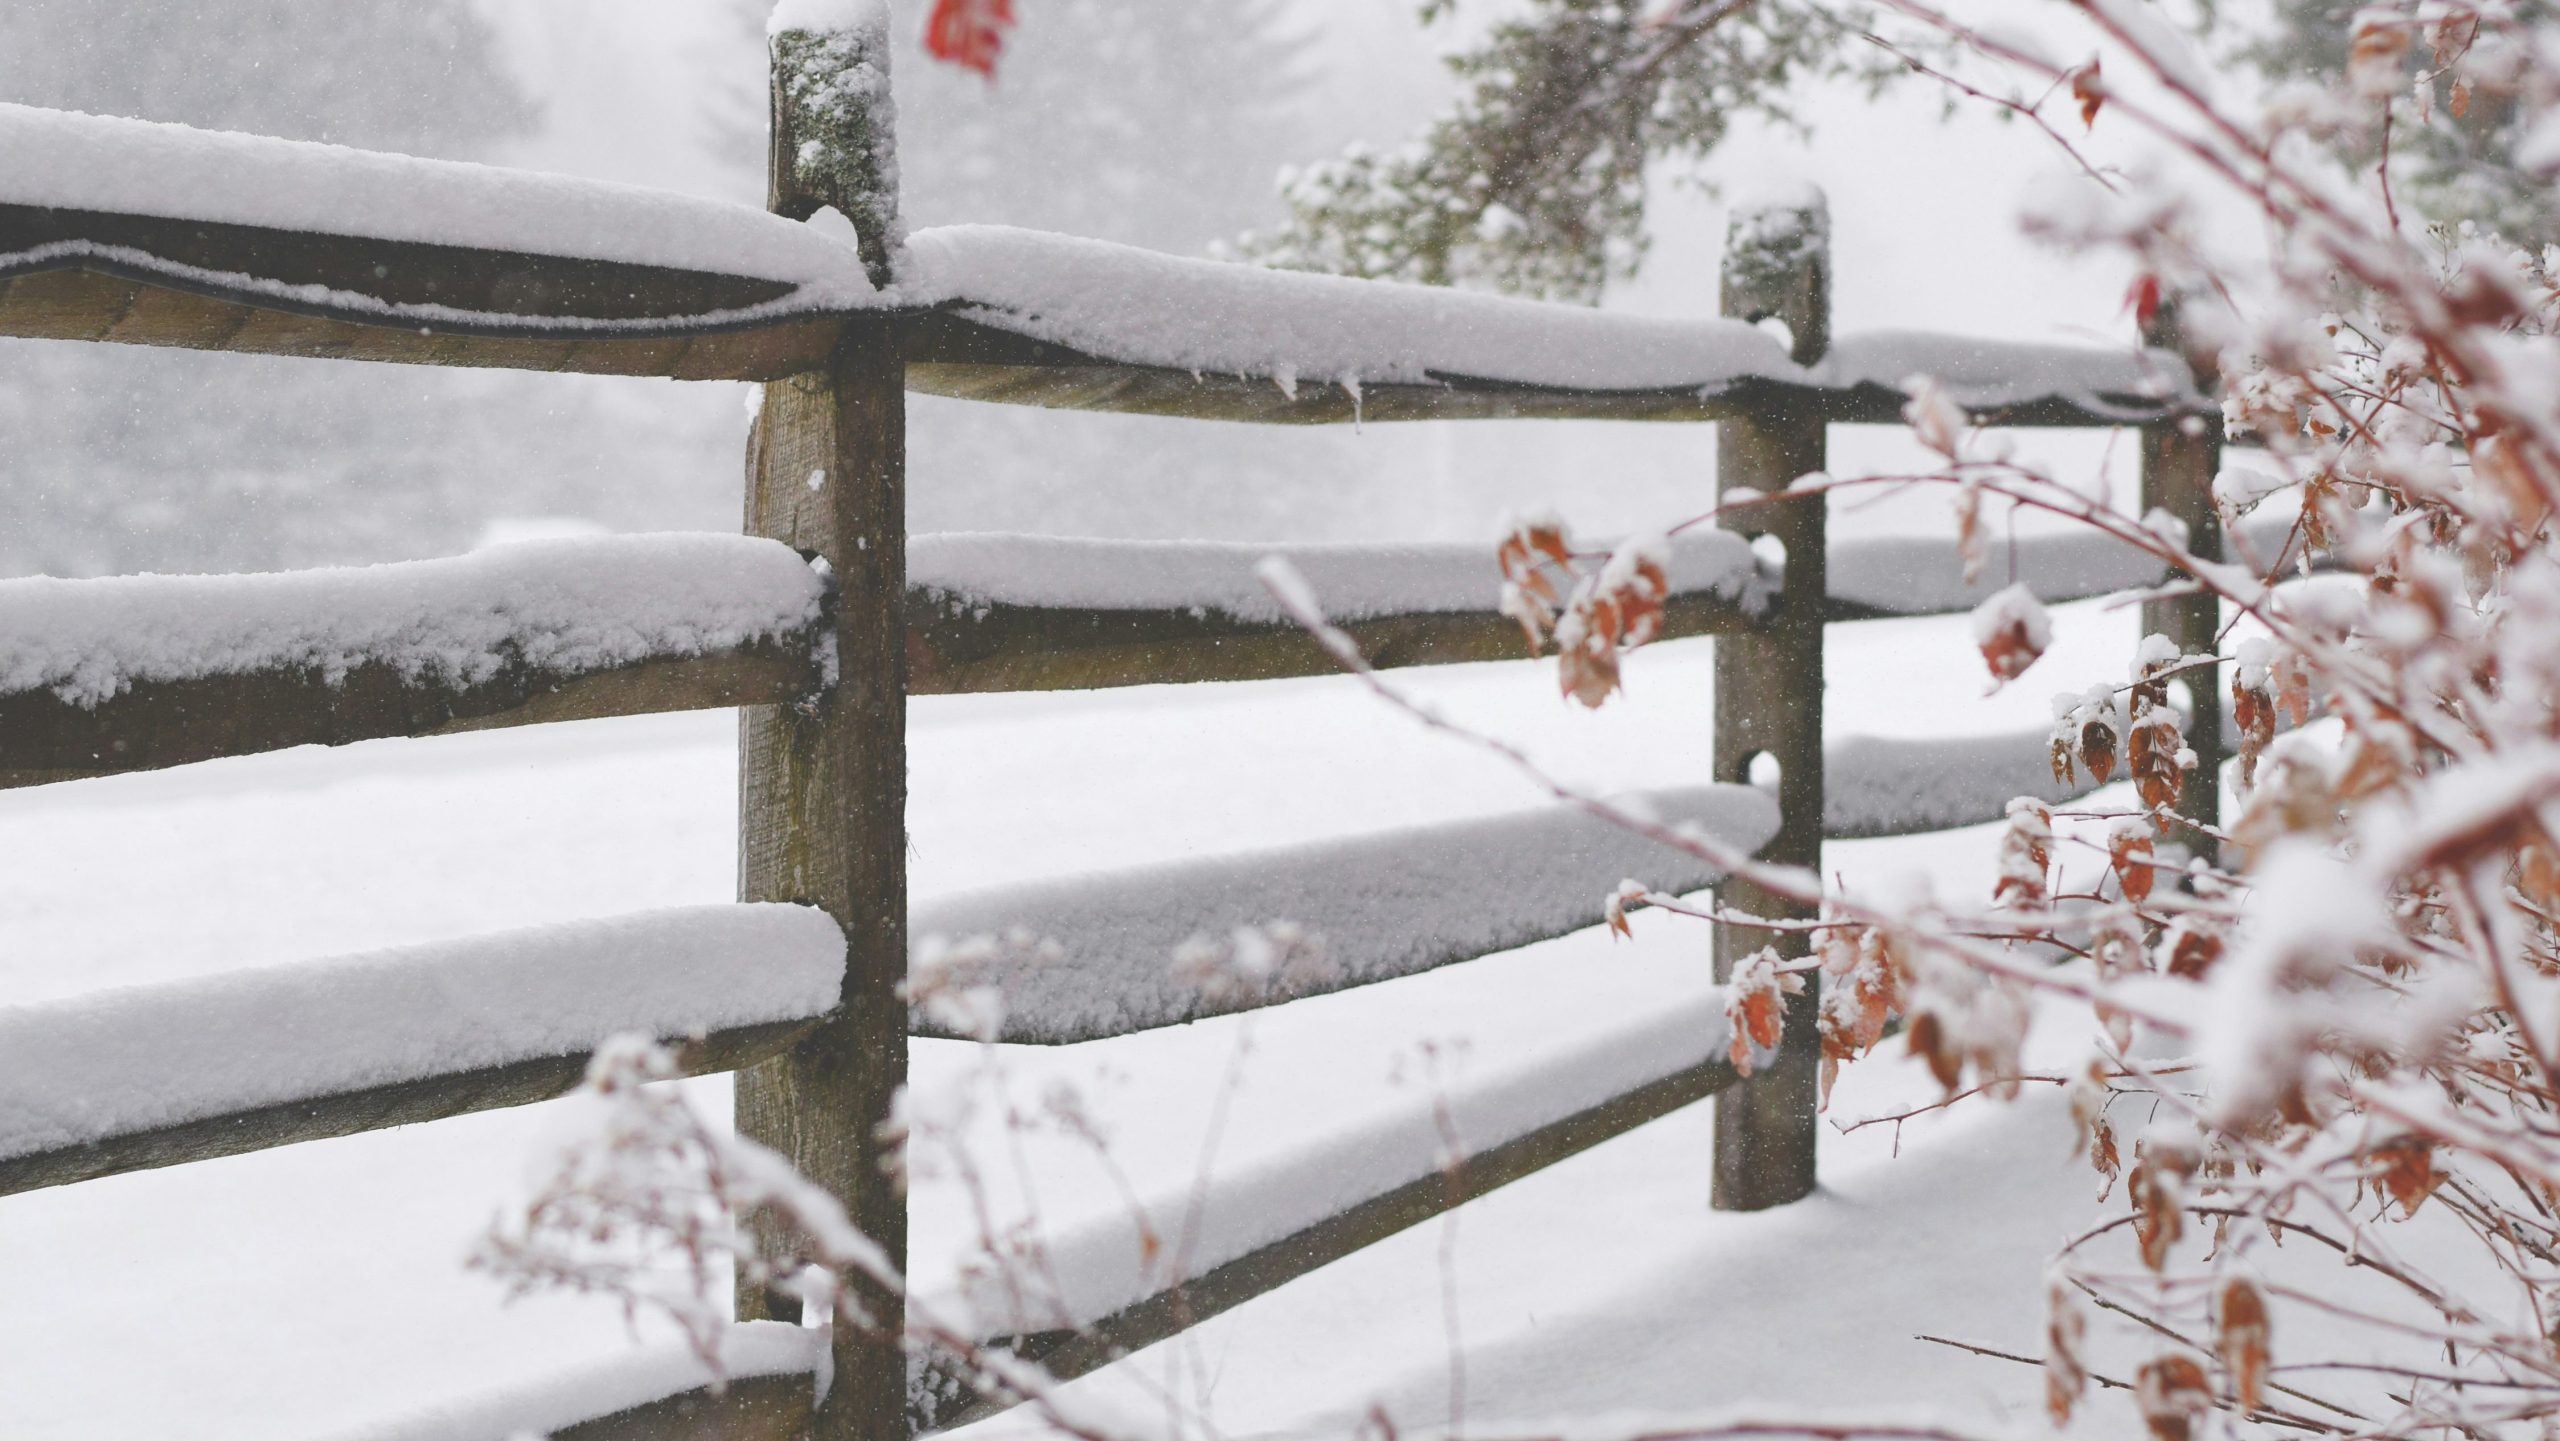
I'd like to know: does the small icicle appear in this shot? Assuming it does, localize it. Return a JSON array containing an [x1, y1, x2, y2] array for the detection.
[[1340, 375, 1365, 431], [1271, 363, 1299, 402]]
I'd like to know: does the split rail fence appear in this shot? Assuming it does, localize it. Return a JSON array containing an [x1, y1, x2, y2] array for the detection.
[[0, 13, 2223, 1441]]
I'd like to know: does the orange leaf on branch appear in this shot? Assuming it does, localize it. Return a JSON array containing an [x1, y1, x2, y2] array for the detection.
[[1725, 947, 1803, 1078], [1971, 583, 2052, 688], [2217, 1276, 2272, 1412], [2109, 816, 2157, 903], [2135, 1353, 2212, 1441], [2069, 58, 2105, 129]]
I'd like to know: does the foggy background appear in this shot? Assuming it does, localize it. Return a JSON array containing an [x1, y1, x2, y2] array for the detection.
[[0, 0, 2149, 581]]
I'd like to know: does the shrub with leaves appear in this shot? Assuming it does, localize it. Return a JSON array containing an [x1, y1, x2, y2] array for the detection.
[[1485, 2, 2560, 1433]]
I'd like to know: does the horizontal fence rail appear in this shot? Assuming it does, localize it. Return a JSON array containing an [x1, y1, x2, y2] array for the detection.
[[0, 108, 2202, 428], [913, 785, 1779, 1044], [907, 530, 1768, 692], [565, 995, 1744, 1434], [0, 535, 828, 787], [0, 517, 2296, 789], [0, 712, 2115, 1200], [0, 905, 843, 1196]]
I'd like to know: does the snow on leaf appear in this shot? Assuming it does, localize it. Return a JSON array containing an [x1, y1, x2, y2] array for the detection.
[[1901, 372, 1969, 459], [1724, 947, 1802, 1078], [2046, 1276, 2090, 1425], [2216, 1276, 2271, 1412], [2109, 816, 2157, 904], [1970, 582, 2052, 688], [2071, 58, 2106, 129], [2135, 1352, 2212, 1441]]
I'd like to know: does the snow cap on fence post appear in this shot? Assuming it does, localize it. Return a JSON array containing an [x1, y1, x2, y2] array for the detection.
[[769, 0, 902, 288], [1720, 183, 1830, 368]]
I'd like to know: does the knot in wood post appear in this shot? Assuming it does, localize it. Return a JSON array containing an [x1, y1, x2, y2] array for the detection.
[[739, 5, 911, 1438], [1710, 185, 1829, 1212], [769, 1, 903, 288]]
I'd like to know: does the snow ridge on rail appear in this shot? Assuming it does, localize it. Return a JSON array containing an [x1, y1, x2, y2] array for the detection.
[[0, 104, 2200, 414], [0, 534, 827, 707], [0, 904, 845, 1162], [321, 1322, 822, 1441], [903, 225, 2195, 412], [0, 104, 871, 294], [1826, 726, 2091, 840], [909, 529, 1766, 624], [924, 990, 1732, 1339], [911, 785, 1779, 1045]]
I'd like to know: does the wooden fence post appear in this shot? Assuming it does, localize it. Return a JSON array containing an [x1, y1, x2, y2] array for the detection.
[[738, 11, 909, 1440], [1710, 191, 1829, 1212], [2139, 304, 2224, 841]]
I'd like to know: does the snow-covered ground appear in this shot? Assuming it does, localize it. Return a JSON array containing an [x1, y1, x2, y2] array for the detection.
[[0, 572, 2153, 1438]]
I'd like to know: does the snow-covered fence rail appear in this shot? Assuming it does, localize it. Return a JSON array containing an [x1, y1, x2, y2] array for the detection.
[[0, 535, 830, 787], [0, 905, 845, 1197], [0, 107, 2199, 427], [0, 521, 2250, 792], [914, 786, 1780, 1045], [0, 9, 2229, 1437]]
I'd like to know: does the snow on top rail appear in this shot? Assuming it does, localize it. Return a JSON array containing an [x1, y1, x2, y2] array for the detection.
[[0, 104, 869, 295], [320, 1323, 822, 1441], [903, 224, 1792, 393], [927, 989, 1735, 1344], [901, 226, 2200, 425], [0, 104, 2202, 417], [0, 533, 824, 708], [910, 529, 1763, 624], [0, 904, 844, 1172], [909, 785, 1778, 1045]]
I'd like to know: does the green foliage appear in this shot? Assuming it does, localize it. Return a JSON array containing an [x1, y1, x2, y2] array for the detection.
[[1240, 0, 1886, 302], [2235, 0, 2560, 242]]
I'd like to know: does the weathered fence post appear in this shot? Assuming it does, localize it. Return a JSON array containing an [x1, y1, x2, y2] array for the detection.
[[1709, 191, 1828, 1212], [2139, 303, 2224, 840], [738, 10, 908, 1440]]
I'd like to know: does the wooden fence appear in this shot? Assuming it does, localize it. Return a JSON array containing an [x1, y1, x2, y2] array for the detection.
[[0, 11, 2217, 1440]]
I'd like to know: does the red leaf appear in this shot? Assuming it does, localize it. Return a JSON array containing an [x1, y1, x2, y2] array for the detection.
[[925, 0, 1016, 77], [2125, 272, 2163, 330], [2070, 59, 2105, 129]]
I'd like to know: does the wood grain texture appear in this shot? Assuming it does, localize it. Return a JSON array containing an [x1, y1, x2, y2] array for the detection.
[[908, 585, 1761, 694], [2140, 307, 2227, 845], [917, 1051, 1742, 1430], [733, 341, 910, 1438], [0, 1019, 815, 1199], [546, 1372, 815, 1441], [0, 637, 821, 791], [734, 28, 910, 1432], [1709, 204, 1829, 1215], [0, 205, 851, 380]]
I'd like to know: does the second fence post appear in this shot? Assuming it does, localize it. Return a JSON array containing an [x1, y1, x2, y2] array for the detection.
[[1710, 191, 1829, 1212], [2140, 303, 2225, 842], [738, 12, 909, 1441]]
